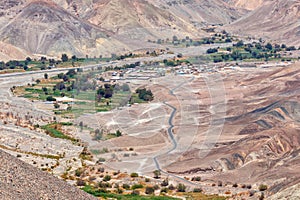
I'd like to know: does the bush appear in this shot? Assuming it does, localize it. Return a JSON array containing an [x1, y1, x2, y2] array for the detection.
[[130, 172, 139, 178], [259, 184, 268, 191], [145, 186, 155, 194], [76, 179, 86, 186], [177, 183, 186, 192], [193, 188, 203, 193], [153, 185, 160, 190], [98, 181, 111, 188], [103, 175, 111, 182], [168, 184, 175, 190], [46, 96, 56, 101], [122, 184, 130, 190], [131, 184, 143, 190], [117, 188, 123, 194], [161, 187, 169, 193], [206, 48, 218, 54], [232, 183, 238, 188], [75, 168, 83, 177], [191, 176, 201, 181], [161, 179, 169, 187], [218, 181, 223, 187]]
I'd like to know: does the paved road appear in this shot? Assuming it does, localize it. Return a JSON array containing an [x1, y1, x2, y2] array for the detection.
[[153, 77, 199, 186]]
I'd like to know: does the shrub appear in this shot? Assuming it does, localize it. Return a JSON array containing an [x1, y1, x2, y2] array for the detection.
[[131, 184, 143, 190], [168, 184, 175, 190], [177, 183, 186, 192], [259, 192, 265, 200], [161, 179, 169, 186], [130, 172, 139, 178], [218, 181, 223, 187], [122, 184, 130, 190], [259, 184, 268, 191], [76, 179, 86, 186], [232, 183, 238, 187], [153, 185, 160, 190], [191, 176, 201, 181], [145, 186, 155, 194], [46, 96, 56, 101], [249, 190, 255, 196], [117, 188, 123, 194], [193, 188, 203, 193], [75, 168, 83, 177], [98, 181, 111, 188], [161, 187, 169, 193], [207, 48, 218, 54], [98, 167, 105, 173], [103, 175, 111, 182]]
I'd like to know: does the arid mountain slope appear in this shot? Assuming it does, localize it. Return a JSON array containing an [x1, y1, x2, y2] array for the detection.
[[0, 42, 31, 62], [227, 0, 300, 45], [151, 0, 247, 25], [226, 0, 265, 10], [85, 0, 202, 41], [0, 0, 125, 57], [165, 63, 300, 196], [0, 150, 96, 200]]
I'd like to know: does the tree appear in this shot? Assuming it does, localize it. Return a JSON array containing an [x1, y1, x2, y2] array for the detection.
[[44, 73, 48, 79], [61, 54, 68, 62], [153, 170, 161, 179], [54, 103, 60, 109], [236, 40, 244, 47], [206, 48, 218, 54], [265, 43, 273, 50], [55, 82, 65, 91], [177, 183, 186, 192], [116, 130, 122, 137], [71, 55, 77, 61], [46, 96, 56, 101]]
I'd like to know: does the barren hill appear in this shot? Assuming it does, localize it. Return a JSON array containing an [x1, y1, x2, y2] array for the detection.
[[226, 0, 265, 10], [0, 0, 125, 58], [152, 0, 247, 25], [0, 150, 96, 200], [85, 0, 203, 41], [164, 63, 300, 196], [226, 0, 300, 45]]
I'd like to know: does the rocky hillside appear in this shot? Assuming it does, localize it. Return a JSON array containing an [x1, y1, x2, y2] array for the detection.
[[225, 0, 265, 10], [0, 0, 124, 58], [152, 0, 247, 25], [227, 0, 300, 45], [0, 150, 96, 200], [165, 63, 300, 197], [0, 0, 246, 59]]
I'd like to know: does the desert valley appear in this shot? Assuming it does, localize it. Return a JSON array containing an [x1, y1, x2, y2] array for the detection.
[[0, 0, 300, 200]]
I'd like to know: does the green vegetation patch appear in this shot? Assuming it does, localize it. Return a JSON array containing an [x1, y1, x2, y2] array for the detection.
[[41, 123, 77, 142], [82, 185, 180, 200]]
